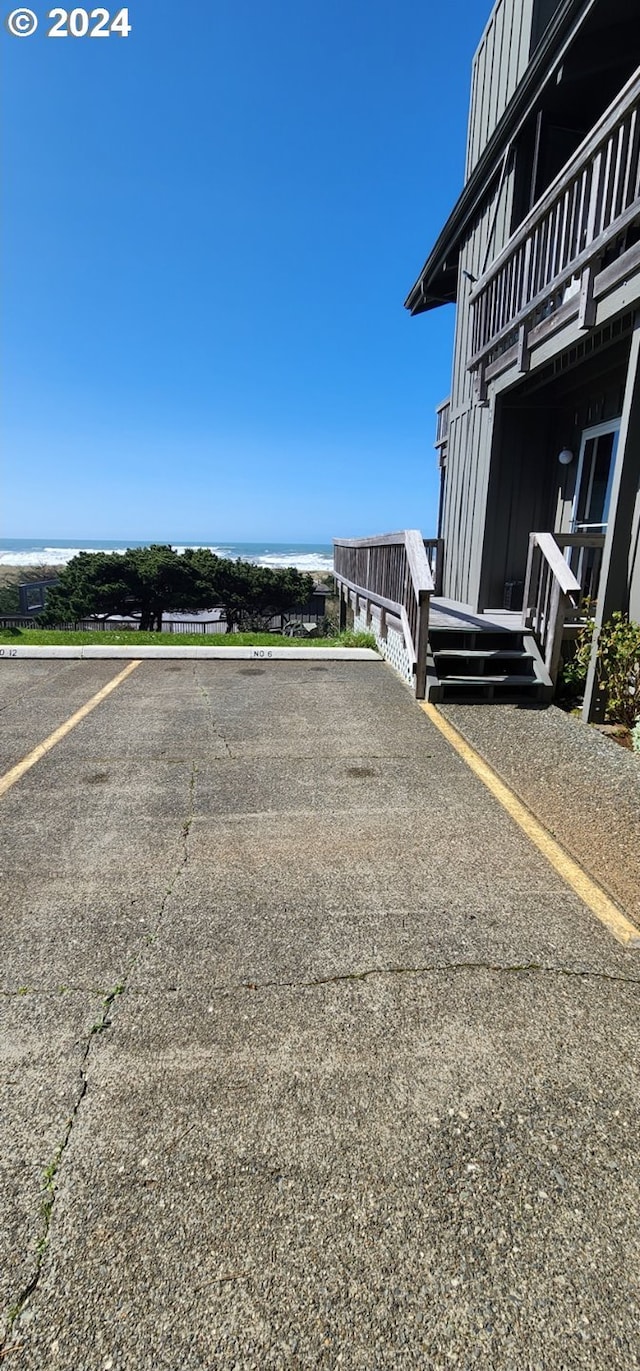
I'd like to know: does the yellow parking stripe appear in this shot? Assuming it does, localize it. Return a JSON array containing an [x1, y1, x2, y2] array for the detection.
[[0, 660, 142, 799], [421, 703, 640, 949]]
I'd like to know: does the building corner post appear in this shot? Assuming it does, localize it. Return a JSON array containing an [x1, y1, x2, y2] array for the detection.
[[583, 311, 640, 722]]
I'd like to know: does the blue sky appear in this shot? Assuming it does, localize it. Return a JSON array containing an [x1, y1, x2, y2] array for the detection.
[[2, 1, 486, 542]]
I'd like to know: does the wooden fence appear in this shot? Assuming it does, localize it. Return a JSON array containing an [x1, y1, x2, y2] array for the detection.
[[0, 609, 328, 635], [0, 616, 230, 634]]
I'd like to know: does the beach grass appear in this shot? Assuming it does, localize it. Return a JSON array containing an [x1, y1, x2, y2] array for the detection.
[[0, 627, 377, 649]]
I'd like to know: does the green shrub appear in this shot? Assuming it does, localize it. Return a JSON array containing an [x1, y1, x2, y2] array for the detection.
[[558, 607, 595, 701], [319, 612, 340, 637], [0, 584, 20, 615], [334, 630, 377, 650], [558, 609, 640, 726], [596, 612, 640, 728]]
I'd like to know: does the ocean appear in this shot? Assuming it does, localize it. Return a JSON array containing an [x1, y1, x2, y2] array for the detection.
[[0, 539, 334, 574]]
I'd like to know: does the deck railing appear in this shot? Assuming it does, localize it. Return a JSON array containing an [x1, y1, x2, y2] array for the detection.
[[469, 66, 640, 377], [522, 533, 586, 684], [435, 398, 451, 450], [333, 532, 435, 698], [553, 532, 606, 612], [424, 537, 444, 595]]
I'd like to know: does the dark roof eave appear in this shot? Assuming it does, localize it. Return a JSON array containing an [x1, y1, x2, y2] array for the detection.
[[407, 278, 458, 315], [404, 0, 592, 317]]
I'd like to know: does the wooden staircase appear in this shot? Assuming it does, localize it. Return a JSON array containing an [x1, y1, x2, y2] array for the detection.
[[426, 626, 552, 703], [333, 534, 558, 705]]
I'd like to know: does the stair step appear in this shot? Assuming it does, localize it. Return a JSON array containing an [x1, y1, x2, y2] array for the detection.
[[426, 624, 553, 705], [440, 674, 541, 686], [433, 651, 537, 680], [429, 633, 527, 652], [439, 681, 543, 702], [440, 690, 543, 704], [433, 648, 531, 660]]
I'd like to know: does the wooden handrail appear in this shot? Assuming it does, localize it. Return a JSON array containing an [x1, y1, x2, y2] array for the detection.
[[531, 532, 582, 598], [522, 532, 585, 686], [554, 533, 606, 618], [333, 531, 434, 698], [553, 532, 606, 547], [423, 537, 444, 595], [333, 531, 435, 596], [405, 530, 436, 597]]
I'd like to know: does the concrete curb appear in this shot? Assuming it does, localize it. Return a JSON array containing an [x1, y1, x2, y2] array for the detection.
[[0, 645, 381, 661]]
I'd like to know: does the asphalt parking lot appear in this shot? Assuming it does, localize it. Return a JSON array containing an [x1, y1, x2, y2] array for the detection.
[[1, 658, 639, 1369]]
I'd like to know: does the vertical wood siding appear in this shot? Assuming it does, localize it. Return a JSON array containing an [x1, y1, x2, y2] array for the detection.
[[482, 356, 627, 607], [442, 168, 516, 607], [628, 477, 640, 620], [465, 0, 535, 180], [441, 0, 556, 607]]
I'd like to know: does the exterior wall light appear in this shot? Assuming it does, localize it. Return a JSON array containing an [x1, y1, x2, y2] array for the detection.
[[558, 447, 574, 465]]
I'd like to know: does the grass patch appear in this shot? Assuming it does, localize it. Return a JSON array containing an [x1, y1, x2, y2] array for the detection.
[[0, 627, 378, 650]]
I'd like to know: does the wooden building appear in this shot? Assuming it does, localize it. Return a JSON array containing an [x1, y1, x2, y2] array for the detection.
[[18, 578, 59, 615], [336, 0, 640, 713]]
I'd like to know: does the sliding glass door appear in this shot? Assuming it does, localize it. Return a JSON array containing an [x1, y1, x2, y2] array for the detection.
[[567, 421, 619, 604]]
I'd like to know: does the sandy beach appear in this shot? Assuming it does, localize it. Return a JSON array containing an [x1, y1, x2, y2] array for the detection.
[[0, 565, 59, 587]]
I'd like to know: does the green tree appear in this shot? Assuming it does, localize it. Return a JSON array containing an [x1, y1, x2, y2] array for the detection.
[[0, 583, 20, 615], [40, 546, 204, 630], [213, 561, 314, 632], [38, 546, 314, 633]]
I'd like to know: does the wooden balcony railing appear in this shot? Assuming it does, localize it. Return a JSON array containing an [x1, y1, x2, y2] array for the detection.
[[424, 537, 444, 595], [469, 65, 640, 378], [333, 532, 435, 698], [522, 532, 604, 685], [553, 532, 606, 613], [435, 398, 451, 449]]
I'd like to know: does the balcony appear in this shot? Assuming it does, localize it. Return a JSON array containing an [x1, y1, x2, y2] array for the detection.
[[434, 397, 450, 453], [468, 65, 640, 384]]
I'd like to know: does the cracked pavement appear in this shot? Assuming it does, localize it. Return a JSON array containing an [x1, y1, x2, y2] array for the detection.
[[0, 658, 639, 1369]]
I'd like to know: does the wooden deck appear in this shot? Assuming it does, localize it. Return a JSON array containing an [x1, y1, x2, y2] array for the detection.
[[429, 598, 522, 632]]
